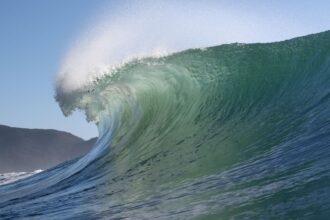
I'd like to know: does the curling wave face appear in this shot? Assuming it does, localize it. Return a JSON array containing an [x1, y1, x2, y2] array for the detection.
[[1, 31, 330, 219]]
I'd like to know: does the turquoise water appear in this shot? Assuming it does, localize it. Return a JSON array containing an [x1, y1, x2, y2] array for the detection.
[[1, 31, 330, 219]]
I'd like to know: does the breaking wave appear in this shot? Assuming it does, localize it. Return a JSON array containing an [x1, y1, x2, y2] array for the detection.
[[1, 31, 330, 219]]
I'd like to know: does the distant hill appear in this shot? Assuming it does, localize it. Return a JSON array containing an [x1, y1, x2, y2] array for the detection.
[[0, 125, 97, 173]]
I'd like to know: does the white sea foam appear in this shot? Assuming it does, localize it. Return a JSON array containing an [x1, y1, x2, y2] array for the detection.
[[0, 170, 43, 186]]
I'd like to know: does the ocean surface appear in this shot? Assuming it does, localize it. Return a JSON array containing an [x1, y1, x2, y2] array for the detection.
[[1, 31, 330, 219]]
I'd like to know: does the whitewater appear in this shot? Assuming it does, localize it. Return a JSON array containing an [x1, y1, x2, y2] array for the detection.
[[0, 30, 329, 219]]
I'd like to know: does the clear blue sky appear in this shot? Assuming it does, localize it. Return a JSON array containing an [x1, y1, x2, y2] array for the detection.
[[0, 0, 329, 139], [0, 0, 109, 139]]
